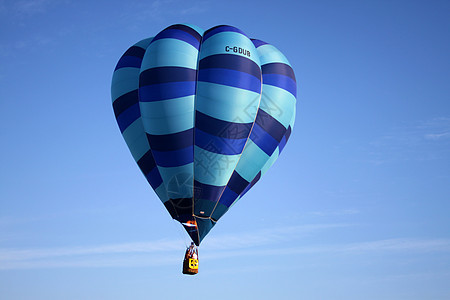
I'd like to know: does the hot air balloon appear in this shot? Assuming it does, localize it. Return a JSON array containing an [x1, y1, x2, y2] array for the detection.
[[111, 24, 296, 274]]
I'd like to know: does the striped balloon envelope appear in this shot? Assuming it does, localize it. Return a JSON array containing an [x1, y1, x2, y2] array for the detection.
[[111, 24, 296, 245]]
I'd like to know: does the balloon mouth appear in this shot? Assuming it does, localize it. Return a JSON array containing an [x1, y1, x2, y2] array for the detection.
[[182, 218, 200, 246], [182, 221, 197, 227]]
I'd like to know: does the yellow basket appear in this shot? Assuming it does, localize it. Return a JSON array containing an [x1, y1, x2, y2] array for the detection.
[[182, 258, 199, 275]]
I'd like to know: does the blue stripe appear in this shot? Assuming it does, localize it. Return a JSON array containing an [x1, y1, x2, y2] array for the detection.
[[115, 55, 142, 70], [251, 39, 268, 48], [194, 146, 241, 186], [151, 147, 193, 167], [218, 186, 239, 207], [195, 111, 252, 139], [139, 81, 196, 102], [250, 123, 280, 156], [240, 171, 261, 197], [255, 109, 286, 142], [113, 90, 138, 118], [147, 129, 193, 151], [203, 25, 248, 41], [145, 167, 163, 190], [199, 54, 261, 79], [262, 63, 296, 81], [151, 28, 200, 50], [116, 103, 140, 133], [227, 171, 250, 195], [137, 150, 156, 174], [165, 24, 202, 42], [195, 128, 247, 155], [194, 180, 224, 202], [198, 68, 261, 93], [263, 73, 297, 97], [139, 66, 197, 85], [279, 126, 292, 153], [279, 135, 287, 153]]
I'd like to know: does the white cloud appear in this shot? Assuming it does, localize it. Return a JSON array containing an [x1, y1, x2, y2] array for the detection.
[[1, 223, 449, 270]]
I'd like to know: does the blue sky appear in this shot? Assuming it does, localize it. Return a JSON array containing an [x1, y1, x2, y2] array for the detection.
[[1, 0, 449, 299]]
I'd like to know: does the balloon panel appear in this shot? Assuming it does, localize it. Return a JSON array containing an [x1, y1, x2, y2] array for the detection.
[[111, 25, 296, 245]]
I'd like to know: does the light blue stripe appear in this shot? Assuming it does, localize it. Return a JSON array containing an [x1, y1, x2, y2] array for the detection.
[[256, 44, 291, 66], [194, 146, 240, 186], [140, 95, 194, 134], [141, 112, 193, 135], [122, 118, 144, 142], [290, 105, 296, 128], [111, 68, 140, 101], [134, 37, 154, 49], [157, 163, 194, 199], [122, 119, 150, 161], [199, 32, 260, 66], [195, 81, 261, 123], [259, 84, 296, 128], [141, 39, 199, 70], [261, 147, 279, 176], [234, 140, 270, 182], [154, 183, 169, 203], [199, 31, 260, 66], [139, 95, 195, 118]]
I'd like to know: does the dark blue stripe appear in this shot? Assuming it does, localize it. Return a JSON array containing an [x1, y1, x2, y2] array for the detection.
[[151, 28, 200, 50], [152, 147, 193, 167], [115, 55, 142, 70], [116, 102, 140, 133], [203, 25, 248, 42], [255, 109, 286, 142], [198, 68, 261, 93], [240, 171, 261, 197], [194, 180, 224, 202], [285, 125, 292, 142], [227, 171, 250, 195], [251, 39, 268, 48], [263, 73, 297, 97], [250, 123, 280, 156], [251, 171, 261, 186], [123, 45, 146, 58], [113, 90, 138, 118], [199, 54, 261, 79], [147, 129, 193, 151], [195, 129, 247, 155], [145, 167, 163, 190], [195, 111, 253, 139], [240, 182, 251, 198], [139, 67, 197, 85], [139, 81, 196, 102], [218, 186, 239, 207], [279, 126, 292, 154], [137, 150, 157, 174], [262, 63, 296, 81], [166, 24, 202, 42]]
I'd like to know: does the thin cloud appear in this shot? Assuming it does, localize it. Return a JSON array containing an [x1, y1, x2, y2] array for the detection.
[[366, 117, 450, 164], [1, 223, 449, 270], [0, 223, 345, 269], [307, 209, 360, 217]]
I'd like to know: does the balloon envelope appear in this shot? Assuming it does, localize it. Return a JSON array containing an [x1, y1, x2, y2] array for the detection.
[[111, 24, 296, 245]]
